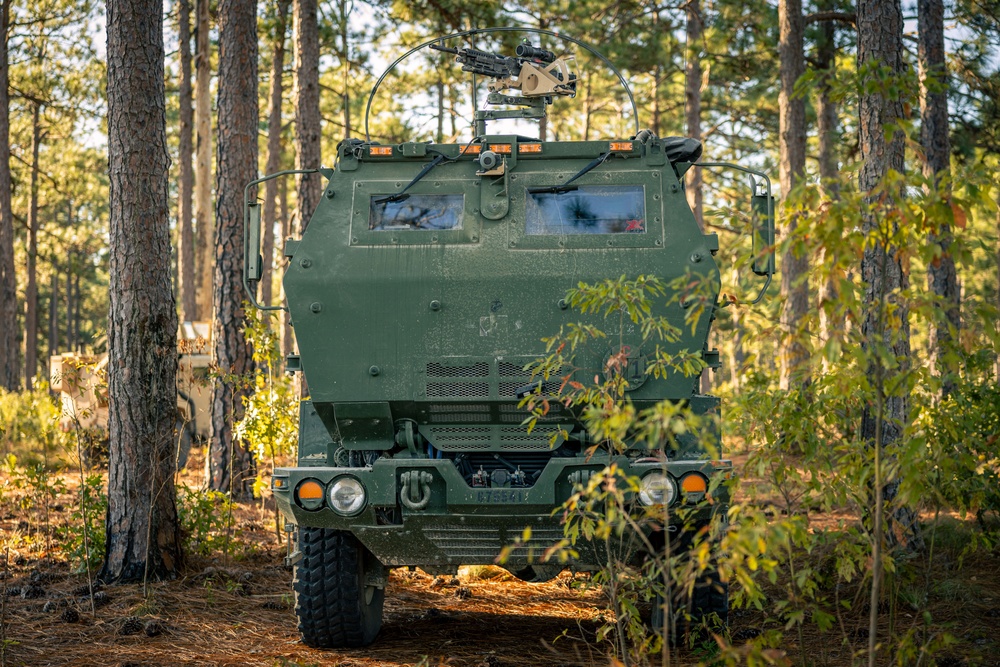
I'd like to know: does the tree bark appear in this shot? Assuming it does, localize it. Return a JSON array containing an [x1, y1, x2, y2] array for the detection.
[[858, 0, 919, 549], [194, 0, 213, 320], [685, 0, 703, 230], [817, 10, 840, 367], [24, 104, 41, 391], [65, 253, 73, 351], [0, 0, 17, 391], [279, 176, 294, 361], [261, 0, 290, 308], [208, 0, 257, 496], [73, 268, 80, 351], [778, 0, 810, 392], [293, 0, 321, 235], [177, 0, 196, 322], [48, 267, 58, 360], [338, 2, 350, 139], [918, 0, 959, 396], [686, 0, 711, 395], [102, 0, 182, 583]]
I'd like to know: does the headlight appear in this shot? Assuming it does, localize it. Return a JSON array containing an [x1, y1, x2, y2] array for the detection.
[[639, 473, 676, 506], [295, 479, 325, 511], [328, 477, 366, 515]]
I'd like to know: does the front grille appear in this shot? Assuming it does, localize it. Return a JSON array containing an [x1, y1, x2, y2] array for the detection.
[[426, 382, 490, 398], [425, 525, 566, 562], [422, 425, 563, 452], [427, 361, 490, 378], [422, 357, 554, 400]]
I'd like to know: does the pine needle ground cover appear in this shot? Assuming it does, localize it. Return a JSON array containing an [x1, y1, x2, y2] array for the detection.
[[2, 449, 999, 666]]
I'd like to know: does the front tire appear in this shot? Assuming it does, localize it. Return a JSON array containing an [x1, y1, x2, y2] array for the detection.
[[294, 528, 385, 648]]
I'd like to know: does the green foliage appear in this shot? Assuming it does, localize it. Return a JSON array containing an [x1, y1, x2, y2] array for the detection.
[[177, 485, 239, 556], [0, 387, 71, 466], [63, 473, 107, 573], [234, 313, 298, 502]]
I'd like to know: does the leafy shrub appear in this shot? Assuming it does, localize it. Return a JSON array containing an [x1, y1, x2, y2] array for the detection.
[[177, 484, 238, 556], [63, 473, 108, 573], [0, 387, 71, 466]]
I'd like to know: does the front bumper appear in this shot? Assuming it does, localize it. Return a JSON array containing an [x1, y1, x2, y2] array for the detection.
[[272, 456, 731, 568]]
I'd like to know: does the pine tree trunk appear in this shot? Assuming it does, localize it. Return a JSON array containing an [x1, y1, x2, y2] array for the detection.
[[207, 0, 257, 496], [685, 0, 703, 229], [177, 0, 196, 322], [293, 0, 321, 235], [24, 104, 41, 391], [817, 12, 840, 369], [918, 0, 959, 396], [73, 269, 80, 351], [686, 0, 710, 394], [339, 5, 350, 138], [261, 0, 290, 308], [279, 176, 294, 361], [0, 0, 18, 391], [858, 0, 920, 550], [194, 0, 213, 321], [48, 268, 58, 360], [778, 0, 810, 392], [65, 256, 73, 351], [102, 0, 182, 583]]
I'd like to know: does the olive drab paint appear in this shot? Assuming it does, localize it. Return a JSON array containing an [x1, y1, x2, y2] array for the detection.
[[243, 30, 774, 648]]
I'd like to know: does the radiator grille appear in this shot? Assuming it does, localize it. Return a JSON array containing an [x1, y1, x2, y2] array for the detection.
[[426, 382, 490, 399], [423, 357, 557, 400], [427, 361, 490, 378], [425, 525, 566, 562], [421, 425, 563, 451]]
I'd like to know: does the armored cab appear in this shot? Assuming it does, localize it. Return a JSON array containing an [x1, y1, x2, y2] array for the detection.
[[247, 30, 774, 648]]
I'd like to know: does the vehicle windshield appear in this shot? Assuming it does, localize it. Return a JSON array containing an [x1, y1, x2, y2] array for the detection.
[[370, 193, 465, 231], [525, 185, 645, 235]]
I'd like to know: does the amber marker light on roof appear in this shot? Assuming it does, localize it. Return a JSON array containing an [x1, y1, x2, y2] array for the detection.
[[490, 144, 513, 154], [459, 144, 482, 155], [369, 146, 393, 156], [610, 141, 634, 152], [519, 143, 542, 153]]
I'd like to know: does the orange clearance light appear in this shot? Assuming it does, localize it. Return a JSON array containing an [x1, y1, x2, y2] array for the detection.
[[369, 146, 393, 156], [490, 144, 513, 154], [297, 480, 324, 500], [610, 141, 634, 152], [680, 473, 707, 494], [519, 143, 542, 154], [460, 144, 482, 155]]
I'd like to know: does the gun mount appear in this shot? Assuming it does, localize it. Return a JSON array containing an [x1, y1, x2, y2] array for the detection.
[[430, 40, 578, 136]]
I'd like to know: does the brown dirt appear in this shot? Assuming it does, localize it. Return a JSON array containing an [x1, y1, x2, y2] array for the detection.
[[3, 450, 1000, 666]]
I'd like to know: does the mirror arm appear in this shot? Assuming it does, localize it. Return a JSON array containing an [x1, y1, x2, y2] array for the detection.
[[243, 169, 321, 312], [690, 162, 775, 306]]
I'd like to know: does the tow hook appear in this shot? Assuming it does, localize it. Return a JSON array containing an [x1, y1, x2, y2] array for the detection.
[[400, 470, 434, 510]]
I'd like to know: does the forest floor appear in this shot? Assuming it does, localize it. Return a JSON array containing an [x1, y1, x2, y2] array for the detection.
[[2, 451, 1000, 667]]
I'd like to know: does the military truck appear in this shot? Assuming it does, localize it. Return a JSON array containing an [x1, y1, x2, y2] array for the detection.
[[50, 320, 213, 467], [245, 29, 774, 648]]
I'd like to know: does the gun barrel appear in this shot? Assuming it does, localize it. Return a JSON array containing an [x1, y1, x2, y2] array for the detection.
[[429, 43, 459, 55]]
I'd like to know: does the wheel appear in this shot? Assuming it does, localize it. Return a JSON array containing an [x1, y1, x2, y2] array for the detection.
[[650, 566, 728, 643], [294, 528, 385, 648]]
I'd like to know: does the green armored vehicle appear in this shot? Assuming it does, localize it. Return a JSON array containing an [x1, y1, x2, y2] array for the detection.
[[243, 29, 774, 648]]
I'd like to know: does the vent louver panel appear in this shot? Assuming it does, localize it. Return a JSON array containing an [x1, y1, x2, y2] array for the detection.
[[421, 425, 563, 452]]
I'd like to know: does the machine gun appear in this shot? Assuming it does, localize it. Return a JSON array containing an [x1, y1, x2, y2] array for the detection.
[[430, 41, 576, 99]]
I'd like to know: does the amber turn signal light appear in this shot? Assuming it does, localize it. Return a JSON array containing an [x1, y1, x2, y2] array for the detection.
[[295, 479, 325, 511], [680, 473, 707, 494]]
